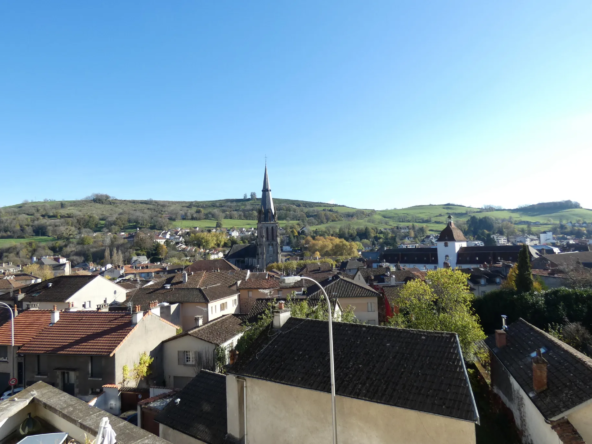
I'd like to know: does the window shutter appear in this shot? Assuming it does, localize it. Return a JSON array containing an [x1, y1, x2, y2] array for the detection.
[[178, 351, 184, 365]]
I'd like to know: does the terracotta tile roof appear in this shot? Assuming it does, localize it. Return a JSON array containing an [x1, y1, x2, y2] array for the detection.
[[0, 310, 52, 346], [19, 312, 137, 356], [238, 277, 279, 290], [485, 318, 592, 420], [232, 318, 478, 422]]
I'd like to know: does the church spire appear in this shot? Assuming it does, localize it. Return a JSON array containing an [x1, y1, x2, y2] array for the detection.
[[259, 165, 276, 222]]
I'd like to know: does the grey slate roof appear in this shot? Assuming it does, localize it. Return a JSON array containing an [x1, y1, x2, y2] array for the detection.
[[185, 259, 239, 273], [232, 317, 478, 422], [307, 275, 380, 299], [225, 243, 257, 260], [17, 275, 97, 303], [457, 245, 539, 265], [155, 370, 227, 444], [485, 318, 592, 420], [126, 285, 238, 310], [187, 314, 244, 345], [381, 248, 439, 265]]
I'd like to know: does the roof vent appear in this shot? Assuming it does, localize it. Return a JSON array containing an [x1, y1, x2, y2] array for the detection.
[[47, 283, 53, 288], [164, 284, 171, 289]]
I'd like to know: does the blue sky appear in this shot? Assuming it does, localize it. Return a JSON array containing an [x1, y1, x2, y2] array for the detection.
[[1, 1, 591, 210]]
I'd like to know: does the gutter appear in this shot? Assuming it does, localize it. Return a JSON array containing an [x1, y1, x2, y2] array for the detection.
[[455, 333, 480, 425]]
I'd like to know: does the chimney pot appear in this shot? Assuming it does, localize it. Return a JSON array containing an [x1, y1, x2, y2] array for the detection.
[[495, 330, 507, 348], [278, 301, 285, 310], [533, 350, 548, 393]]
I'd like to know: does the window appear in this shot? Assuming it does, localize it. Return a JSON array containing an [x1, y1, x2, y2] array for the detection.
[[220, 302, 228, 311], [90, 356, 103, 379], [278, 290, 282, 297], [444, 242, 449, 247], [184, 351, 195, 365], [367, 320, 377, 325], [232, 299, 237, 307], [367, 302, 375, 312], [0, 345, 7, 361], [445, 255, 450, 261], [210, 306, 214, 315], [248, 291, 252, 298]]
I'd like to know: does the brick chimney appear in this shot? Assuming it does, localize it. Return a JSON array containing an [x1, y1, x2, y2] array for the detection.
[[495, 314, 508, 348], [533, 349, 548, 393]]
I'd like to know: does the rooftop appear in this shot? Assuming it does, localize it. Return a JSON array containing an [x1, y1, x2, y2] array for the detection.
[[0, 310, 52, 346], [232, 317, 478, 422], [485, 318, 592, 420], [155, 371, 227, 444], [18, 311, 148, 356], [15, 276, 98, 303], [185, 259, 239, 273]]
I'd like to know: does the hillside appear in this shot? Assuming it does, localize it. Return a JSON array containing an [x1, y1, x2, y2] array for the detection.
[[1, 198, 591, 246]]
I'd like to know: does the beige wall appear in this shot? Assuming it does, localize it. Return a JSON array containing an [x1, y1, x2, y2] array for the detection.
[[160, 424, 205, 444], [229, 377, 476, 444], [180, 303, 209, 331], [114, 314, 177, 386], [163, 335, 215, 388], [338, 297, 379, 324], [568, 401, 592, 442]]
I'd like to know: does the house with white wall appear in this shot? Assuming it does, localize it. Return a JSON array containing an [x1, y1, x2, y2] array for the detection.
[[7, 275, 127, 311], [486, 318, 592, 444], [162, 314, 243, 389]]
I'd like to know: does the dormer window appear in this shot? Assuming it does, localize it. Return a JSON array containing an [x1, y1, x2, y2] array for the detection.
[[445, 255, 450, 261], [444, 242, 449, 247]]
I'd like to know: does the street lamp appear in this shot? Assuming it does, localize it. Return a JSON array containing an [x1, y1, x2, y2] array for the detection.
[[280, 275, 337, 444], [0, 302, 15, 394]]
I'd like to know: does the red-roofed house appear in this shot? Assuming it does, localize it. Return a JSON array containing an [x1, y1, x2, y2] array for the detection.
[[0, 309, 52, 390], [19, 309, 177, 400]]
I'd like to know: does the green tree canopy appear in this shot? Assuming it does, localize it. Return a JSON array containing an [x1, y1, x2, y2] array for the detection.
[[388, 268, 485, 360], [516, 244, 534, 293]]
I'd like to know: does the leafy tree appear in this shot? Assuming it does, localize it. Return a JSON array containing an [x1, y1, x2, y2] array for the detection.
[[250, 192, 257, 200], [104, 248, 111, 265], [387, 269, 485, 360], [243, 193, 248, 200], [304, 236, 358, 257], [515, 245, 534, 293], [121, 352, 154, 386], [80, 235, 94, 246], [22, 263, 54, 281], [216, 221, 223, 229]]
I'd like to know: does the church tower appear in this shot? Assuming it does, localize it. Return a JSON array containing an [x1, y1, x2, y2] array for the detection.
[[256, 165, 280, 270]]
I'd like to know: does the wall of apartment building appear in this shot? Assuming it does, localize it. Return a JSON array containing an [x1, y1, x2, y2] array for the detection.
[[23, 353, 116, 396], [114, 314, 177, 387], [207, 295, 240, 322], [226, 376, 476, 444], [239, 288, 279, 313], [337, 296, 379, 324]]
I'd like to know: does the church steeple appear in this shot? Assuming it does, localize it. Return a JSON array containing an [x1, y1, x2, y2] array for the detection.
[[259, 165, 276, 223]]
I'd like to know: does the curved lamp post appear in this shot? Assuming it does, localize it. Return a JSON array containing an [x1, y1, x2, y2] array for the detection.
[[0, 302, 15, 394], [280, 275, 337, 444]]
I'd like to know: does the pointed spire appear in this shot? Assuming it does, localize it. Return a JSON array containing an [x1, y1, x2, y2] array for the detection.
[[259, 165, 276, 222]]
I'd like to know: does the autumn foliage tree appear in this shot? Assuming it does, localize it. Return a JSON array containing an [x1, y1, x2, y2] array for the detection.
[[304, 236, 358, 258]]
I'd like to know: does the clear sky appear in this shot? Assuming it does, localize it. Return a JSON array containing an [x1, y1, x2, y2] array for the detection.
[[1, 1, 591, 210]]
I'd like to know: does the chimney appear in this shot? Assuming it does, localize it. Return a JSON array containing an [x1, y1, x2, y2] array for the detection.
[[532, 349, 548, 393], [182, 271, 188, 284], [495, 315, 508, 348], [273, 307, 291, 329], [132, 305, 143, 324], [195, 315, 203, 327], [14, 306, 18, 317], [278, 301, 285, 310], [51, 305, 60, 324]]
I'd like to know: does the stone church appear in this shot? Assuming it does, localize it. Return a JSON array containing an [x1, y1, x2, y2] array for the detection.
[[226, 166, 280, 270]]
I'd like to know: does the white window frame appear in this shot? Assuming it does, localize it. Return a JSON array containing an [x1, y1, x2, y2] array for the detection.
[[184, 351, 195, 365], [248, 291, 252, 298], [220, 302, 228, 311], [367, 302, 375, 312]]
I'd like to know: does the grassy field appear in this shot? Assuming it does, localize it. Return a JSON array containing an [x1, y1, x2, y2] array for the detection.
[[0, 236, 55, 247]]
